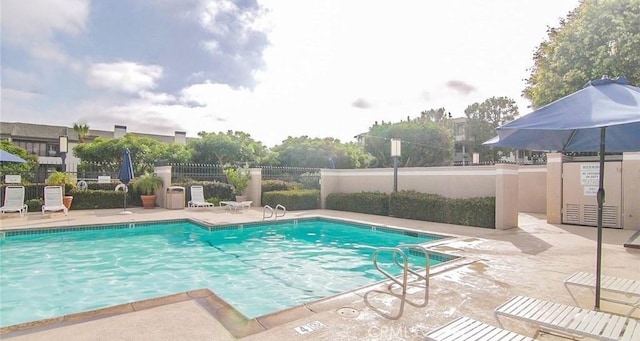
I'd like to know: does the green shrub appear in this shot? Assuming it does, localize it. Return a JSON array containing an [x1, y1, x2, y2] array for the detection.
[[174, 181, 234, 205], [326, 192, 389, 216], [261, 180, 293, 192], [262, 189, 320, 210], [299, 172, 320, 190], [389, 190, 495, 228], [69, 189, 133, 209], [26, 198, 43, 212]]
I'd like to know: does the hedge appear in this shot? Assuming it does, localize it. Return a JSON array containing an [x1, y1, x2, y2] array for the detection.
[[326, 192, 389, 216], [262, 189, 320, 210]]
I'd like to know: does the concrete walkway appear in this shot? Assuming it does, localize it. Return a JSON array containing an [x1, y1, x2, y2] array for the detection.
[[1, 207, 638, 340]]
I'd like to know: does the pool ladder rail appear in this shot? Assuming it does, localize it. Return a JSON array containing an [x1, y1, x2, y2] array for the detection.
[[263, 204, 286, 220], [368, 244, 431, 319]]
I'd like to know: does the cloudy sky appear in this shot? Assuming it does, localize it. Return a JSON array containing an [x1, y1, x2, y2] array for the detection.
[[2, 0, 580, 147]]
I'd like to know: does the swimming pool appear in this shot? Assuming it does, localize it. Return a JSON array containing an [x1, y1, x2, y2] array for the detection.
[[0, 217, 454, 327]]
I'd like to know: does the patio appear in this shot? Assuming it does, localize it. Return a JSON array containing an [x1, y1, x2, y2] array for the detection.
[[1, 207, 638, 340]]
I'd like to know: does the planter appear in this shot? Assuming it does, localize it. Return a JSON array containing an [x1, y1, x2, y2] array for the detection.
[[141, 195, 157, 209], [63, 196, 73, 210]]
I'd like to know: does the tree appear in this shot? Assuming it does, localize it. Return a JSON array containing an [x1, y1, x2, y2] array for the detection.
[[524, 0, 640, 108], [464, 97, 519, 161], [417, 107, 452, 126], [73, 123, 90, 143], [0, 141, 38, 183], [364, 120, 453, 167], [271, 136, 372, 168], [188, 130, 266, 165], [73, 134, 190, 174]]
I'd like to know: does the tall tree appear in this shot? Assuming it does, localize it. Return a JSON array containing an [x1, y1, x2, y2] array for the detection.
[[271, 136, 372, 168], [188, 130, 266, 165], [464, 97, 519, 161], [524, 0, 640, 108], [73, 123, 90, 143], [73, 134, 190, 174], [364, 120, 453, 167]]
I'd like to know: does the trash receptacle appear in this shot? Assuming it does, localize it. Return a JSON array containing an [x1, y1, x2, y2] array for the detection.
[[166, 186, 185, 209]]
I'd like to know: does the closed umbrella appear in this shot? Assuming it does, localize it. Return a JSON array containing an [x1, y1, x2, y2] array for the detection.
[[0, 150, 27, 163], [484, 76, 640, 310], [118, 148, 135, 214]]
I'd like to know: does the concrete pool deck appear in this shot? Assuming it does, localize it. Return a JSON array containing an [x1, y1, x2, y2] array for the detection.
[[1, 207, 638, 340]]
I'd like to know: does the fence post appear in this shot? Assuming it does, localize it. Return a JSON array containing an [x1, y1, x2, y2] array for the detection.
[[247, 168, 262, 207], [546, 153, 563, 224], [154, 165, 172, 209]]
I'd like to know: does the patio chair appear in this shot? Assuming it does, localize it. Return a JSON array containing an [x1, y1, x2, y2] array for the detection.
[[42, 186, 68, 216], [494, 295, 640, 341], [425, 316, 535, 341], [187, 185, 214, 208], [219, 200, 253, 212], [564, 272, 640, 317], [1, 185, 28, 217]]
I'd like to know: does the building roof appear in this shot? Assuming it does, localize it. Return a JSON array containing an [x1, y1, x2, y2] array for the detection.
[[0, 122, 184, 144]]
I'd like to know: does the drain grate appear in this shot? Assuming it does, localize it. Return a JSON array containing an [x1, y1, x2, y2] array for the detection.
[[336, 307, 359, 318]]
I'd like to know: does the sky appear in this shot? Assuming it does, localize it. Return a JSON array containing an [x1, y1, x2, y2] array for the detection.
[[1, 0, 581, 147]]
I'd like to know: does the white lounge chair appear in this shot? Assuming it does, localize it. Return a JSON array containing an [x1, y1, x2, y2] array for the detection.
[[42, 186, 68, 216], [426, 316, 536, 341], [494, 295, 640, 341], [1, 185, 28, 217], [219, 200, 252, 211], [564, 272, 640, 317], [187, 185, 214, 208]]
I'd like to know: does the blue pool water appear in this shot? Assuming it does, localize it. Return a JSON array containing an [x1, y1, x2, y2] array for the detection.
[[0, 218, 451, 327]]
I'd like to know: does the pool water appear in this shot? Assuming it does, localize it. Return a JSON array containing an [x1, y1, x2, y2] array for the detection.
[[0, 218, 450, 327]]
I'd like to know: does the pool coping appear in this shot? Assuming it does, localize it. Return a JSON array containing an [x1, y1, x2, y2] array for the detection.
[[0, 215, 469, 338]]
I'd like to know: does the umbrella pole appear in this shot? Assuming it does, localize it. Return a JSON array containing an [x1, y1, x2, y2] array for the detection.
[[595, 127, 606, 310]]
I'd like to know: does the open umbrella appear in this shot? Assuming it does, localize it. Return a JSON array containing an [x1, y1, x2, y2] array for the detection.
[[118, 148, 135, 214], [0, 150, 27, 163], [485, 76, 640, 310]]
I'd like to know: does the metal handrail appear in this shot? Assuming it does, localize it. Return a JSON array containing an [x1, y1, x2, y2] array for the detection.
[[275, 204, 286, 219], [371, 244, 431, 318], [263, 205, 274, 220]]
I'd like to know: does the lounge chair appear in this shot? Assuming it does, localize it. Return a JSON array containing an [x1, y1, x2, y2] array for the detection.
[[187, 185, 214, 208], [1, 185, 28, 217], [42, 186, 68, 216], [564, 272, 640, 317], [219, 200, 252, 211], [425, 316, 536, 341], [494, 295, 640, 341]]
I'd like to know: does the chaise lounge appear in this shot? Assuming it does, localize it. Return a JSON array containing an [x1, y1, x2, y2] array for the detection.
[[42, 186, 68, 216], [494, 295, 639, 341], [187, 185, 214, 209], [564, 272, 640, 317], [1, 185, 28, 217], [425, 316, 536, 341]]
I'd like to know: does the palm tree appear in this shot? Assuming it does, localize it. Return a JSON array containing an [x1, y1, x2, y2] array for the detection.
[[73, 123, 90, 143]]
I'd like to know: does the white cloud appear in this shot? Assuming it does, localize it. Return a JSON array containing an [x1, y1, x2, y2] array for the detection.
[[1, 0, 89, 62], [86, 62, 163, 94]]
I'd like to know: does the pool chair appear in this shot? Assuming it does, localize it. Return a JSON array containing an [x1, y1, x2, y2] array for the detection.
[[219, 200, 253, 211], [42, 186, 68, 216], [426, 316, 536, 341], [494, 295, 640, 341], [1, 185, 28, 217], [564, 272, 640, 317], [187, 185, 214, 208]]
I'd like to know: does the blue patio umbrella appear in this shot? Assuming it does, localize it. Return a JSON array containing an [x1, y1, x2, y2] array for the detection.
[[118, 148, 135, 213], [0, 150, 27, 163], [485, 76, 640, 310]]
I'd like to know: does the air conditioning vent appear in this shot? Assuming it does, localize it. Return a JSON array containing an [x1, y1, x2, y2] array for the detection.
[[565, 204, 580, 224]]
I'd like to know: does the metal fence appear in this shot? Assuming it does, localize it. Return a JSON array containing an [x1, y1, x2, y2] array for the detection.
[[168, 163, 321, 185]]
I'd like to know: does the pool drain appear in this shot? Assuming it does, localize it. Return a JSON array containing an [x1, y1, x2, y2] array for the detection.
[[336, 307, 359, 318]]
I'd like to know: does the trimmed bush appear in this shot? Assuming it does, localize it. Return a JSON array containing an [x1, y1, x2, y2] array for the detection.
[[25, 198, 43, 212], [389, 190, 495, 228], [262, 189, 320, 210], [69, 189, 132, 210], [261, 180, 293, 193], [326, 192, 389, 216]]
